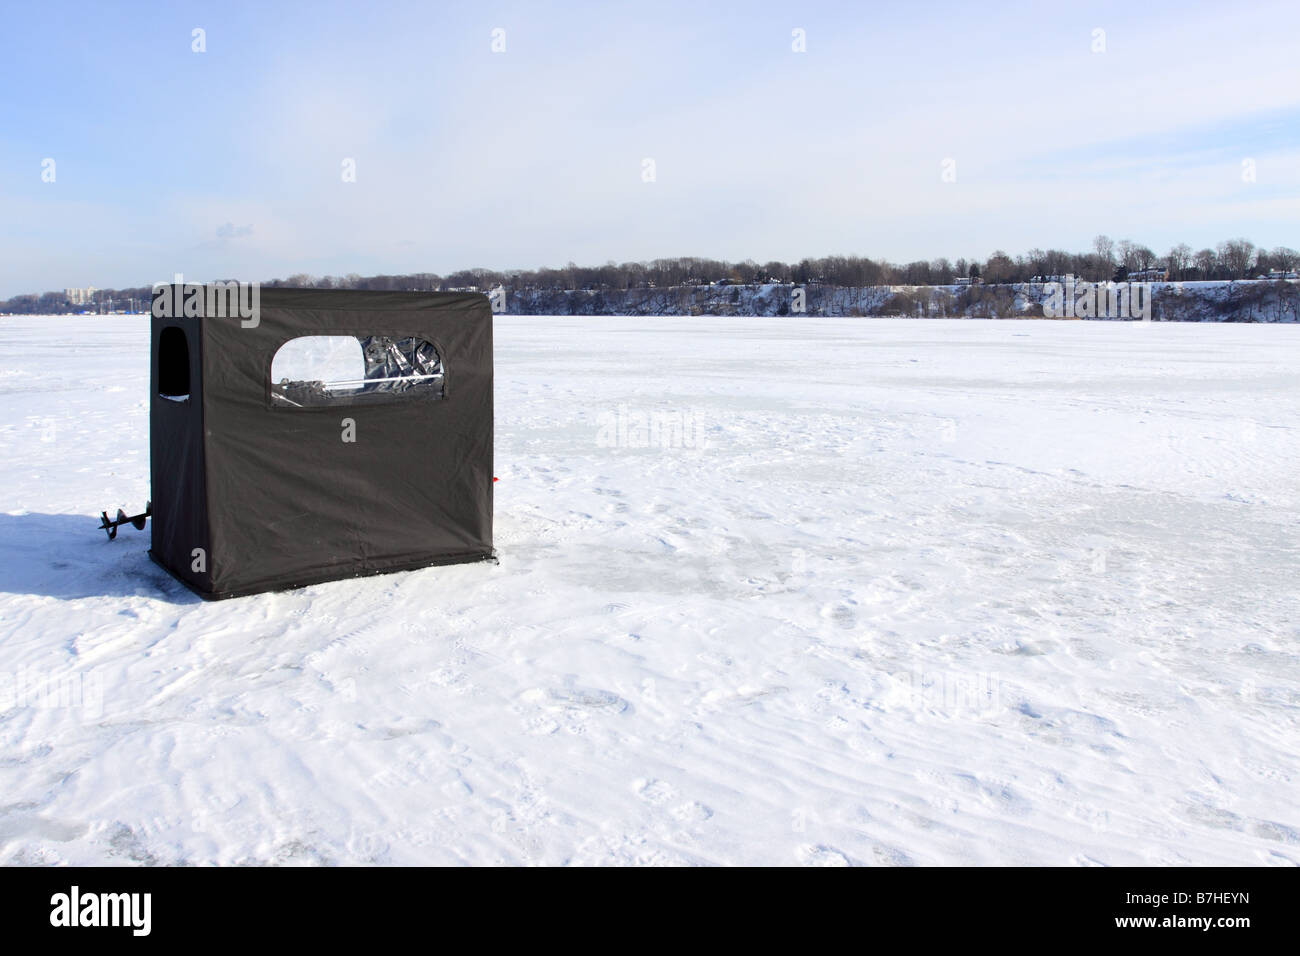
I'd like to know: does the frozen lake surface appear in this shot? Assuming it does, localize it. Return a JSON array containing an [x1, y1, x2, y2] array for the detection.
[[1, 315, 1298, 865]]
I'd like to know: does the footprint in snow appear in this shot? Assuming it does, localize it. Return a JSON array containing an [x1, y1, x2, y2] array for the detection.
[[871, 844, 914, 867], [345, 832, 390, 863], [671, 802, 714, 823], [797, 844, 851, 867], [519, 686, 630, 715], [827, 604, 857, 629], [633, 778, 676, 806]]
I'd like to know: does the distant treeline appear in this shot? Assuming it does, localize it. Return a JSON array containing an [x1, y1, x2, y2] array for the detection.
[[4, 236, 1296, 314]]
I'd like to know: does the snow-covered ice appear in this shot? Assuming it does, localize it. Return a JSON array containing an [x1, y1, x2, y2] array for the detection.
[[1, 315, 1298, 866]]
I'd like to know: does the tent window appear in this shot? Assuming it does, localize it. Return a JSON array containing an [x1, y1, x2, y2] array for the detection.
[[271, 335, 445, 407], [158, 326, 190, 401]]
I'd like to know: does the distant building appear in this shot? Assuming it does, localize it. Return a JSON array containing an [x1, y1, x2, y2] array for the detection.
[[65, 286, 97, 305], [1127, 268, 1168, 282]]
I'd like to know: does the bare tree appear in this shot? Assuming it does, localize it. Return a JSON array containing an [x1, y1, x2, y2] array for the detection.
[[1194, 248, 1217, 279], [1024, 248, 1046, 278], [1270, 246, 1298, 275], [1166, 244, 1192, 280], [1093, 235, 1115, 270], [1044, 248, 1071, 278], [1116, 239, 1141, 273], [1217, 239, 1256, 279], [984, 250, 1017, 284]]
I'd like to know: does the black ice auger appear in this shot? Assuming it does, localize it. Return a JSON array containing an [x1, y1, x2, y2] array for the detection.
[[99, 501, 151, 540]]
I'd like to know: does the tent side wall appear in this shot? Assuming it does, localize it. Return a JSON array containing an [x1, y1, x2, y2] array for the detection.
[[148, 308, 212, 592], [196, 289, 493, 598]]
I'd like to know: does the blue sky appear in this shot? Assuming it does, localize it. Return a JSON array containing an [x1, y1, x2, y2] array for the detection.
[[1, 0, 1297, 296]]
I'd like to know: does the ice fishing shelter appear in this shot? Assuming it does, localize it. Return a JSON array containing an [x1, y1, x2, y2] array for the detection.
[[150, 286, 493, 599]]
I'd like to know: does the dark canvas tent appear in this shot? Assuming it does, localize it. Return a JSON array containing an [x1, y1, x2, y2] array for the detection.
[[150, 286, 493, 599]]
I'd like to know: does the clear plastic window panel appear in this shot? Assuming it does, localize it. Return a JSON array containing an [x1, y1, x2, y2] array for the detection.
[[271, 335, 445, 407]]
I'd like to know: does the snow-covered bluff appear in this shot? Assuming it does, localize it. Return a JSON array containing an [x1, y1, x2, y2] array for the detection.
[[506, 280, 1299, 322]]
